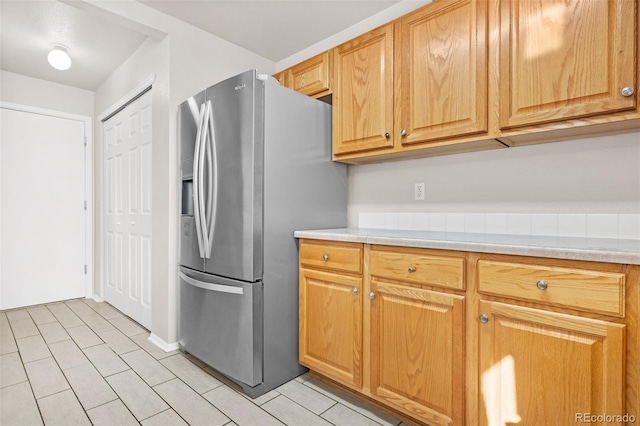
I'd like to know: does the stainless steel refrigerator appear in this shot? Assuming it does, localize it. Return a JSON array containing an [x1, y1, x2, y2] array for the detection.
[[178, 69, 346, 397]]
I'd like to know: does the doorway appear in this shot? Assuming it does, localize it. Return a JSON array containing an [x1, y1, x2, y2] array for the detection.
[[103, 90, 152, 329], [0, 104, 92, 310]]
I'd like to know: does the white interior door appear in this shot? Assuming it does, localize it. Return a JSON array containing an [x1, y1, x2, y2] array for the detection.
[[103, 90, 152, 329], [1, 106, 88, 310]]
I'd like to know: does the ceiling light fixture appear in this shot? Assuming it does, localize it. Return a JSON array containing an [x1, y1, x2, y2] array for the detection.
[[47, 44, 71, 70]]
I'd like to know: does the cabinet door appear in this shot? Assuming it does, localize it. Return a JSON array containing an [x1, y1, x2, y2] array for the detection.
[[288, 51, 331, 98], [499, 0, 637, 129], [332, 23, 394, 156], [370, 280, 465, 425], [299, 268, 363, 388], [397, 0, 488, 145], [478, 301, 625, 426], [273, 71, 288, 88]]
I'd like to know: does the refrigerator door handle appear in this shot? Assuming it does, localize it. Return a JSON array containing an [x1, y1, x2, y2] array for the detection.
[[205, 100, 218, 259], [198, 102, 210, 259], [179, 272, 244, 295], [192, 104, 206, 258]]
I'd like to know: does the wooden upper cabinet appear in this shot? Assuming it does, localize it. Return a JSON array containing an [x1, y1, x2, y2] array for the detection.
[[288, 51, 331, 98], [499, 0, 637, 130], [397, 0, 488, 145], [333, 23, 395, 156], [273, 71, 287, 88]]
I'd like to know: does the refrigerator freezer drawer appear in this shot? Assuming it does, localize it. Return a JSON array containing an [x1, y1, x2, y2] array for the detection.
[[178, 268, 263, 387]]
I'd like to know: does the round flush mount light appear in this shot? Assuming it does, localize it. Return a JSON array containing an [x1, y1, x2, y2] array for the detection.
[[47, 44, 71, 70]]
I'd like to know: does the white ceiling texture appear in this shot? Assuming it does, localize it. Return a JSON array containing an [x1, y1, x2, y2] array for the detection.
[[0, 0, 406, 91]]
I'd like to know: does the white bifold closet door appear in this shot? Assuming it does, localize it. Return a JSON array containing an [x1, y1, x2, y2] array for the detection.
[[103, 91, 152, 329], [1, 107, 87, 310]]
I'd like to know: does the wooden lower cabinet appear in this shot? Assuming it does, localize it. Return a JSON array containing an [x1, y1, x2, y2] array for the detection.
[[299, 242, 638, 426], [299, 267, 363, 388], [477, 300, 625, 426], [370, 279, 465, 425]]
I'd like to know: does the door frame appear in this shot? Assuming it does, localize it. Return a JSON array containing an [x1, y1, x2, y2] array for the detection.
[[0, 101, 94, 300], [97, 75, 154, 306]]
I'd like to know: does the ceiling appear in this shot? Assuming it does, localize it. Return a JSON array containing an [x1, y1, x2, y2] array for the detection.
[[139, 0, 403, 62], [0, 0, 405, 92], [0, 1, 149, 91]]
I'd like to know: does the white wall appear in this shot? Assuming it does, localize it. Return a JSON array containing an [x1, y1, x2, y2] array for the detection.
[[91, 0, 275, 345], [348, 132, 640, 238], [349, 133, 640, 217], [0, 70, 94, 117]]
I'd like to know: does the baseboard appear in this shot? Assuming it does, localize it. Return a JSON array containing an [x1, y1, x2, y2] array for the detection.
[[149, 333, 180, 352], [89, 295, 104, 303]]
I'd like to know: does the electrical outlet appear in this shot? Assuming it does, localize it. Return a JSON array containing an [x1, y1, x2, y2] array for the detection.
[[414, 182, 425, 201]]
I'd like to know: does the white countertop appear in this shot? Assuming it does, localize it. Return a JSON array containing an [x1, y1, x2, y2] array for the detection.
[[294, 228, 640, 265]]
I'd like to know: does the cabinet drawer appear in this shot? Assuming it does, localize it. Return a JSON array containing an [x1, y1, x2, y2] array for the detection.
[[300, 241, 362, 274], [478, 260, 625, 317], [370, 249, 465, 290]]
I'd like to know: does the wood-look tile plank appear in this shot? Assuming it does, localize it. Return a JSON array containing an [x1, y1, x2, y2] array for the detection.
[[86, 399, 139, 426], [0, 352, 28, 388], [160, 354, 222, 394], [37, 321, 71, 344], [66, 325, 103, 349], [275, 379, 336, 415], [106, 370, 169, 421], [121, 349, 175, 386], [96, 329, 139, 355], [24, 357, 70, 398], [28, 308, 57, 325], [262, 395, 333, 426], [140, 409, 188, 426], [48, 339, 91, 371], [0, 316, 18, 354], [37, 389, 91, 426], [0, 381, 43, 425], [83, 344, 129, 377], [109, 316, 147, 337], [15, 334, 51, 363], [63, 363, 118, 410], [203, 385, 284, 426], [9, 318, 39, 339], [153, 378, 229, 426]]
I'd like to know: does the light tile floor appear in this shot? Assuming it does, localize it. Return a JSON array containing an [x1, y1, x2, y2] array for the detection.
[[1, 298, 404, 426]]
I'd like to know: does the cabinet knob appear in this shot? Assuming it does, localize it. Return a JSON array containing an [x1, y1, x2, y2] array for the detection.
[[479, 314, 489, 324], [536, 280, 548, 290], [322, 254, 329, 261], [400, 129, 407, 136], [352, 288, 359, 295], [369, 292, 375, 300], [407, 266, 416, 273], [384, 133, 390, 139], [622, 87, 635, 97]]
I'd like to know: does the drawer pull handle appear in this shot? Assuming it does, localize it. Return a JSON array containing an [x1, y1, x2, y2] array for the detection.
[[536, 280, 548, 290], [369, 292, 375, 300], [479, 314, 489, 324], [322, 254, 329, 261], [352, 288, 359, 295], [407, 266, 416, 273]]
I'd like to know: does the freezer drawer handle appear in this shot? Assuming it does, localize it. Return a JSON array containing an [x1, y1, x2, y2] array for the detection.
[[180, 272, 244, 295]]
